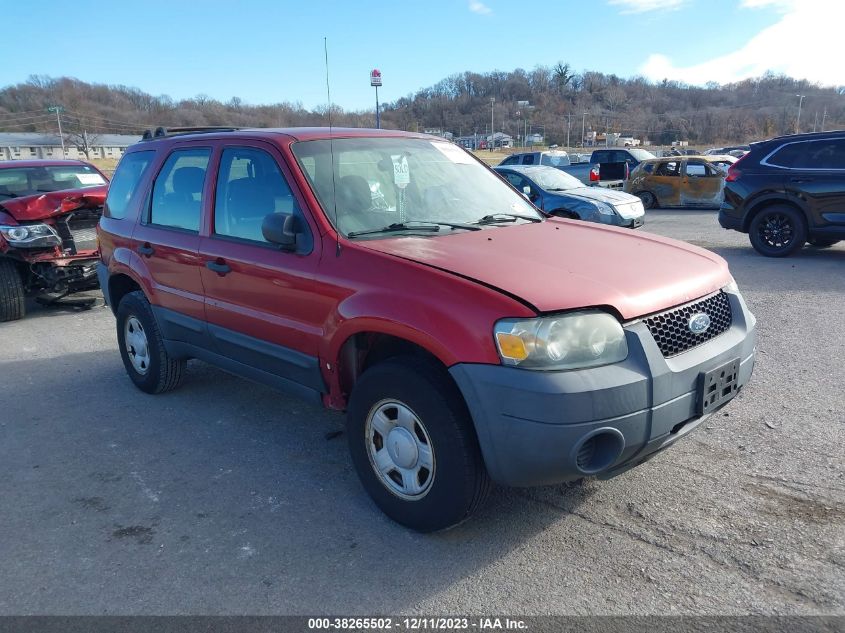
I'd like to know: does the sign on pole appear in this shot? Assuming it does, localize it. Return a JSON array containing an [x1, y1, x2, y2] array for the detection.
[[370, 69, 382, 87]]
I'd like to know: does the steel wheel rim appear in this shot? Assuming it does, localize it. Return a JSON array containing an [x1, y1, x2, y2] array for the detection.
[[638, 192, 654, 208], [124, 316, 150, 375], [759, 213, 794, 248], [364, 399, 435, 500]]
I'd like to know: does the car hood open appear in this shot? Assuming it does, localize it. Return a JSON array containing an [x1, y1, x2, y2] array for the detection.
[[358, 219, 731, 320], [0, 186, 108, 222]]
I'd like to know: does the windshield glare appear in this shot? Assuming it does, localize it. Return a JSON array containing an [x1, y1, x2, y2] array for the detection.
[[292, 138, 542, 237], [628, 148, 656, 161], [531, 168, 583, 191], [0, 165, 106, 198]]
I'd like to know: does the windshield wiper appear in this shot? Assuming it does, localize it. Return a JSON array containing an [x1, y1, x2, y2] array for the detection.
[[0, 192, 18, 199], [347, 220, 482, 238], [475, 213, 542, 225]]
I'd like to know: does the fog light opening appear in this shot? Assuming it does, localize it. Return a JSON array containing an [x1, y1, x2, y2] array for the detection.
[[573, 429, 625, 475]]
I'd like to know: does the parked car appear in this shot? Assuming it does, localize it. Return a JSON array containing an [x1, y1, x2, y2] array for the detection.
[[626, 155, 736, 209], [719, 131, 845, 256], [494, 165, 644, 228], [0, 159, 109, 321], [98, 127, 756, 532], [499, 150, 571, 168]]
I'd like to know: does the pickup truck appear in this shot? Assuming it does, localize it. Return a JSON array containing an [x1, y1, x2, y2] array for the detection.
[[559, 148, 657, 187]]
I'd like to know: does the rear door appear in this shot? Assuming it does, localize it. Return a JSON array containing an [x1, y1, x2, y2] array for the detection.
[[768, 137, 845, 230], [132, 143, 213, 345], [681, 159, 723, 206], [198, 141, 326, 396]]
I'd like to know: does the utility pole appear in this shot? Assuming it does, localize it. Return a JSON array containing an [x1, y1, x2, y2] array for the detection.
[[490, 97, 495, 152], [47, 106, 65, 156], [813, 112, 818, 133], [581, 111, 588, 148], [795, 94, 805, 134], [565, 113, 573, 149], [821, 107, 827, 132]]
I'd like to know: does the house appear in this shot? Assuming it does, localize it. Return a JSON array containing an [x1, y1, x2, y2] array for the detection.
[[0, 133, 142, 161], [487, 132, 513, 149]]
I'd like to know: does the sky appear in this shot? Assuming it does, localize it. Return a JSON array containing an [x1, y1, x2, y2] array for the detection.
[[3, 0, 842, 112]]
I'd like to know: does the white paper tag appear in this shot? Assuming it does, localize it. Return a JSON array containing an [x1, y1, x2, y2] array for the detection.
[[76, 173, 106, 185], [432, 142, 473, 164], [391, 154, 410, 188]]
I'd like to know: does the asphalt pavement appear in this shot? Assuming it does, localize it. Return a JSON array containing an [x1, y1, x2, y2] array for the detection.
[[0, 210, 843, 615]]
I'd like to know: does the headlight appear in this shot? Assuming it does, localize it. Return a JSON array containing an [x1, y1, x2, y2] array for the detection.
[[0, 223, 61, 248], [494, 311, 628, 370], [596, 202, 616, 216]]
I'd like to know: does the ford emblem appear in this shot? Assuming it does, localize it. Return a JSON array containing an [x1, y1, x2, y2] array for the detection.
[[688, 313, 712, 335]]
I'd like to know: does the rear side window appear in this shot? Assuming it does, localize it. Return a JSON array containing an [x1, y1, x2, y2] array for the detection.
[[500, 155, 519, 166], [768, 139, 845, 169], [521, 154, 536, 165], [149, 148, 211, 232], [214, 147, 303, 243], [105, 151, 154, 219]]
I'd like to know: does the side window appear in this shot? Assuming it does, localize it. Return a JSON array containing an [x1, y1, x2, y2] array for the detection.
[[521, 154, 535, 165], [642, 163, 655, 174], [801, 139, 845, 169], [685, 162, 710, 177], [767, 142, 803, 168], [504, 173, 526, 190], [214, 147, 303, 243], [500, 155, 519, 166], [149, 148, 211, 231], [105, 151, 154, 219], [655, 161, 680, 177]]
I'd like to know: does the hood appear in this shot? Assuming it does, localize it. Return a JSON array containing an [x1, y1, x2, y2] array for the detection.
[[357, 219, 731, 320], [559, 187, 640, 206], [0, 186, 108, 222]]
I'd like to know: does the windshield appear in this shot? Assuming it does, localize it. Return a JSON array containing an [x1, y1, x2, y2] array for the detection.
[[292, 137, 542, 237], [628, 148, 656, 161], [0, 164, 107, 198], [540, 153, 571, 167], [530, 168, 583, 191]]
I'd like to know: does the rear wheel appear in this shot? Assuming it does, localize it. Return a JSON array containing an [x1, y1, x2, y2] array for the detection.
[[346, 356, 491, 532], [116, 290, 186, 394], [635, 191, 657, 209], [0, 259, 25, 322], [749, 205, 807, 257], [807, 238, 839, 248]]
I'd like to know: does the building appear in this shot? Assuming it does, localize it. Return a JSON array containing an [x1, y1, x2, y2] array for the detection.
[[0, 133, 142, 161], [487, 132, 514, 149]]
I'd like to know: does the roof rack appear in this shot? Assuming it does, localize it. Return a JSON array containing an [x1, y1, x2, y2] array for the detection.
[[141, 126, 241, 141]]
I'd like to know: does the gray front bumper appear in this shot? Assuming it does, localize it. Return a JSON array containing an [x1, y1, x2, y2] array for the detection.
[[449, 291, 757, 487]]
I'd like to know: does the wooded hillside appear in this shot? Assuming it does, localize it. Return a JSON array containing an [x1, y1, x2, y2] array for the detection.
[[1, 68, 842, 146]]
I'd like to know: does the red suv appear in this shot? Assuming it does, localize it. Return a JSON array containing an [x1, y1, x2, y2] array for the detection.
[[97, 127, 757, 531]]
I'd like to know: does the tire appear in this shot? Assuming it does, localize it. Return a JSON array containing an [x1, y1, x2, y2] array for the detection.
[[346, 356, 491, 532], [635, 191, 657, 209], [116, 290, 186, 394], [749, 204, 807, 257], [0, 259, 25, 322], [807, 238, 839, 248], [553, 209, 579, 220]]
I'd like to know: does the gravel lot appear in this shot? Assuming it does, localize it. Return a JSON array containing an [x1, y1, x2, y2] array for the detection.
[[0, 210, 842, 615]]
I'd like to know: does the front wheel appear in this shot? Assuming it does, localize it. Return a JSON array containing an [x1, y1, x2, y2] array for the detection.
[[346, 357, 490, 532], [749, 205, 807, 257], [0, 259, 25, 322], [116, 290, 186, 394], [635, 191, 657, 209]]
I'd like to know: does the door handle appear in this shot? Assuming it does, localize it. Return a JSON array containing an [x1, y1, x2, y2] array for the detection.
[[137, 243, 154, 257], [205, 260, 231, 275]]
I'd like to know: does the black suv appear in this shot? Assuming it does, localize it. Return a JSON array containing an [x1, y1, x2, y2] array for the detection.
[[719, 131, 845, 256]]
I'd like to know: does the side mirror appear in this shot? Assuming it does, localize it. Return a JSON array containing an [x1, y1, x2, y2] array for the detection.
[[262, 213, 298, 251]]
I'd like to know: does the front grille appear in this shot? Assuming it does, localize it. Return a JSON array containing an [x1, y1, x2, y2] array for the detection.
[[643, 291, 733, 357], [57, 209, 101, 254]]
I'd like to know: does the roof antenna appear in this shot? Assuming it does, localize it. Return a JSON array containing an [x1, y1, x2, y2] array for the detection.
[[324, 37, 341, 256]]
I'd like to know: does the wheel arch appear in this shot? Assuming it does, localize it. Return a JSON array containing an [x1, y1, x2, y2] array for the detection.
[[743, 197, 808, 232]]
